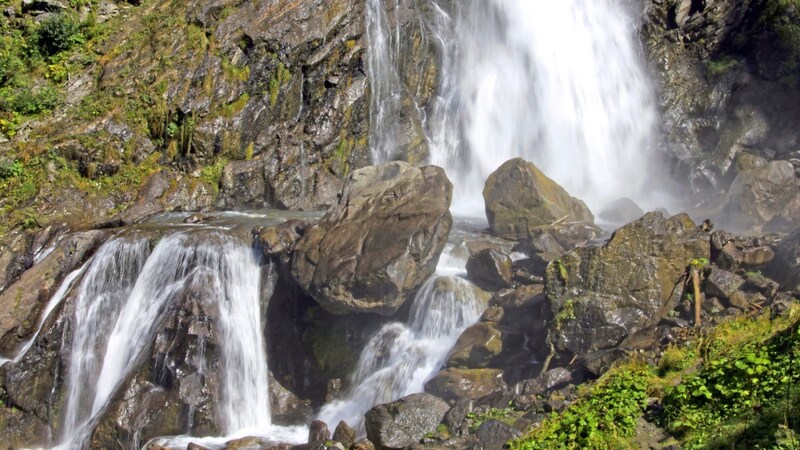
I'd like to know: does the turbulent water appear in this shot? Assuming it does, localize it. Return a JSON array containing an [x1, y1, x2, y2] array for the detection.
[[318, 247, 485, 431], [55, 231, 278, 449], [368, 0, 663, 215]]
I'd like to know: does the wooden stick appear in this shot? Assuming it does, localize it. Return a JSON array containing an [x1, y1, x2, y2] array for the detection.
[[691, 265, 702, 328]]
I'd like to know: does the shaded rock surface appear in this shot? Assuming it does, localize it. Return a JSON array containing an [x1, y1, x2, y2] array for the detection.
[[292, 162, 453, 315], [0, 229, 110, 355], [767, 227, 800, 292], [465, 248, 513, 291], [483, 158, 594, 240], [364, 393, 450, 450], [424, 368, 507, 402]]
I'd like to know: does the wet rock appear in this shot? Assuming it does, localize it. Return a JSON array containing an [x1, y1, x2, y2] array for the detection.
[[269, 375, 313, 425], [424, 368, 507, 402], [475, 420, 521, 450], [183, 213, 216, 224], [466, 248, 513, 291], [333, 421, 356, 448], [0, 231, 33, 293], [113, 170, 215, 225], [705, 267, 745, 305], [483, 158, 594, 240], [545, 212, 710, 360], [766, 227, 800, 292], [480, 306, 504, 324], [308, 420, 330, 444], [740, 246, 775, 268], [0, 230, 109, 355], [364, 393, 450, 450], [446, 322, 503, 368], [226, 436, 267, 448], [292, 162, 453, 315], [187, 443, 211, 450], [254, 220, 309, 260], [716, 161, 800, 233], [598, 197, 645, 225]]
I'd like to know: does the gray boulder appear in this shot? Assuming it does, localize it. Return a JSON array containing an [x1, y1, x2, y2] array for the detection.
[[466, 248, 513, 291], [364, 393, 450, 450], [292, 162, 452, 315]]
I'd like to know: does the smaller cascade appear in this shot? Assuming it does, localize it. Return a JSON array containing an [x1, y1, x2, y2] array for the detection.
[[56, 231, 277, 448], [318, 273, 485, 430]]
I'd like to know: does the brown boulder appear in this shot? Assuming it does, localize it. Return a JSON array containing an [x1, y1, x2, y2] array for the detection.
[[292, 162, 452, 315], [483, 158, 594, 240]]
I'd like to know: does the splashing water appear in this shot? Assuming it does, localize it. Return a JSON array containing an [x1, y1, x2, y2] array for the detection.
[[368, 0, 663, 216], [56, 232, 276, 448], [318, 274, 485, 430]]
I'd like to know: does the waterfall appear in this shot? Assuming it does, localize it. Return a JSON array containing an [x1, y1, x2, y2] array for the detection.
[[318, 274, 485, 430], [368, 0, 662, 216], [57, 231, 273, 448]]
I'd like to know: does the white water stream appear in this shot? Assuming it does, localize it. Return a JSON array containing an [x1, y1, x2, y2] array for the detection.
[[317, 245, 484, 431], [54, 232, 292, 449], [369, 0, 664, 216]]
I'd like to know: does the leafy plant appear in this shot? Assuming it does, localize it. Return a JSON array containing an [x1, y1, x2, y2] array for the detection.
[[36, 13, 84, 56]]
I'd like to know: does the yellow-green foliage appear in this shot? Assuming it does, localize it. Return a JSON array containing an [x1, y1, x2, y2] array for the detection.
[[200, 157, 228, 192], [269, 62, 291, 106], [510, 363, 652, 450]]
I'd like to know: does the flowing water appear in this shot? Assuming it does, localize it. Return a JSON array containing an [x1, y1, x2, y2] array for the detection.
[[368, 0, 663, 215], [317, 245, 485, 431], [55, 231, 282, 448]]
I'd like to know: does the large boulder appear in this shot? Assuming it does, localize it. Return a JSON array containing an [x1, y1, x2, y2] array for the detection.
[[716, 160, 800, 233], [483, 158, 594, 240], [445, 322, 503, 368], [292, 162, 453, 315], [465, 248, 513, 291], [767, 227, 800, 292], [544, 212, 710, 360], [364, 393, 450, 450]]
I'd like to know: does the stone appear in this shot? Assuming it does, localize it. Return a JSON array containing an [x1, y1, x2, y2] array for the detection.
[[353, 439, 376, 450], [113, 170, 215, 225], [308, 420, 330, 444], [465, 248, 513, 291], [740, 246, 775, 268], [598, 197, 645, 225], [187, 443, 211, 450], [364, 393, 450, 450], [445, 322, 503, 368], [215, 159, 268, 209], [254, 220, 309, 260], [544, 212, 710, 360], [292, 162, 453, 315], [716, 161, 800, 233], [269, 375, 313, 425], [705, 267, 745, 305], [333, 421, 356, 447], [424, 368, 507, 402], [0, 406, 49, 449], [483, 158, 594, 240], [442, 398, 472, 433], [475, 420, 522, 450], [767, 227, 800, 292], [0, 230, 109, 355], [480, 306, 504, 324]]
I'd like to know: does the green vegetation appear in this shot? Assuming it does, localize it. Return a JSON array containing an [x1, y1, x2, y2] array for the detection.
[[468, 407, 521, 430], [269, 61, 291, 106], [510, 304, 800, 449], [511, 364, 651, 450], [199, 157, 228, 192]]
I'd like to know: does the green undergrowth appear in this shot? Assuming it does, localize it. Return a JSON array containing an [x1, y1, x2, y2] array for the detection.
[[509, 303, 800, 449]]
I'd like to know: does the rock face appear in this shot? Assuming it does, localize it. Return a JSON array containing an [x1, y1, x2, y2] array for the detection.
[[364, 393, 450, 450], [0, 230, 109, 354], [716, 161, 800, 233], [446, 322, 503, 368], [292, 162, 453, 315], [544, 212, 710, 360], [112, 170, 216, 225], [767, 227, 800, 292], [483, 158, 594, 240]]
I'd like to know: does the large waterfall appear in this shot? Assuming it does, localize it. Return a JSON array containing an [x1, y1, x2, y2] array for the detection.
[[369, 0, 662, 215], [55, 231, 277, 448]]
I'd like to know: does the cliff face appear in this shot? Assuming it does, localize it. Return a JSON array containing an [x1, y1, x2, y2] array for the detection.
[[641, 0, 800, 206]]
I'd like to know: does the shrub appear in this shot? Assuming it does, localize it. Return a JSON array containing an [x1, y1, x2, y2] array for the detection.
[[36, 13, 84, 56]]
